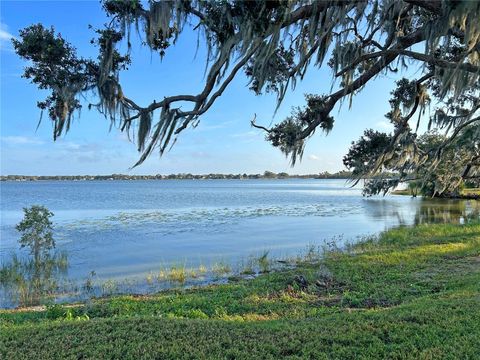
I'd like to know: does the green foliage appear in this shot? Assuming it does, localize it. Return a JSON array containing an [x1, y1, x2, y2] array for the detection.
[[265, 94, 334, 164], [343, 129, 391, 177], [12, 25, 98, 139], [345, 124, 479, 196], [45, 304, 66, 320], [16, 205, 55, 261]]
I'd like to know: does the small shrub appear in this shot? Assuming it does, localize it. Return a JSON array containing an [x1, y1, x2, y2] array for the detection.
[[46, 304, 65, 320]]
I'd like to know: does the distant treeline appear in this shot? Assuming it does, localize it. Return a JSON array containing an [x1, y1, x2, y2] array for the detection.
[[0, 171, 352, 181]]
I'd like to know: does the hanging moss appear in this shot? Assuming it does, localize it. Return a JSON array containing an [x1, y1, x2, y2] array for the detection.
[[12, 0, 480, 184]]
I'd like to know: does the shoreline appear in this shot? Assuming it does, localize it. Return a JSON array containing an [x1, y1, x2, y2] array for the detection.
[[2, 222, 479, 358], [391, 188, 480, 200], [1, 176, 352, 182]]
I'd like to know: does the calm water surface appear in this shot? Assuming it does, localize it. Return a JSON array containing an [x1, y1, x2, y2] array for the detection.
[[1, 179, 478, 306]]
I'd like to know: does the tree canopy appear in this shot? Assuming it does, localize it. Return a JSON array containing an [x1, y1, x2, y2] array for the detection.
[[13, 0, 480, 195]]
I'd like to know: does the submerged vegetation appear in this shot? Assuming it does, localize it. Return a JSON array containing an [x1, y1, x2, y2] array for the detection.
[[1, 222, 479, 358], [0, 253, 68, 307], [0, 206, 69, 307], [1, 247, 299, 308]]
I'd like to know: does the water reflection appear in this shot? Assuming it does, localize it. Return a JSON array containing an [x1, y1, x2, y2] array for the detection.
[[363, 198, 480, 225], [0, 251, 68, 307], [363, 199, 410, 225], [414, 199, 480, 225]]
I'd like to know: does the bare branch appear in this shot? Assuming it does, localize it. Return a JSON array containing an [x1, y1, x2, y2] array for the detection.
[[251, 114, 272, 133]]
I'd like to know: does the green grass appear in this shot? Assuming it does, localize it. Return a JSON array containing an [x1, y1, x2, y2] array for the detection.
[[463, 188, 480, 196], [391, 187, 480, 197], [1, 222, 479, 359]]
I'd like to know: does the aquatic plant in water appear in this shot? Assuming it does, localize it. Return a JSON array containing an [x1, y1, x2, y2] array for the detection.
[[0, 252, 69, 307]]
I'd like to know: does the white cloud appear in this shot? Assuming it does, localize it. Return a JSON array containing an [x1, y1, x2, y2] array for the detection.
[[57, 141, 82, 150], [308, 154, 319, 161], [0, 29, 14, 41], [1, 136, 44, 145], [0, 22, 16, 52]]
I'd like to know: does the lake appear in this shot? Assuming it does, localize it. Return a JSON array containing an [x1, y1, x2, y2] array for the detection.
[[1, 179, 478, 307]]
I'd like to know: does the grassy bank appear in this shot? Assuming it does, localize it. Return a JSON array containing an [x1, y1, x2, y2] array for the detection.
[[391, 187, 480, 197], [1, 222, 479, 359]]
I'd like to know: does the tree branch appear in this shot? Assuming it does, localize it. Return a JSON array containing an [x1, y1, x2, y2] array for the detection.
[[299, 26, 430, 140], [251, 114, 272, 133], [403, 0, 443, 15]]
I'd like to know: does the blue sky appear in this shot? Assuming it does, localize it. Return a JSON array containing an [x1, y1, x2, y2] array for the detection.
[[0, 1, 403, 176]]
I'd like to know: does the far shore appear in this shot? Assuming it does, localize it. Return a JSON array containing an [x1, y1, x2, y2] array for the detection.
[[1, 173, 352, 181]]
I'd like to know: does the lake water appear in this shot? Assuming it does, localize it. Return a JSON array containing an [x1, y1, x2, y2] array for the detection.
[[1, 179, 478, 306]]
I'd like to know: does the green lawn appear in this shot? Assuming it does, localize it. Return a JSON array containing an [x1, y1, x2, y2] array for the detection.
[[1, 222, 479, 359]]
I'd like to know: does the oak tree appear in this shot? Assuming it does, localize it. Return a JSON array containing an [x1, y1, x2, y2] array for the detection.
[[13, 0, 480, 194]]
